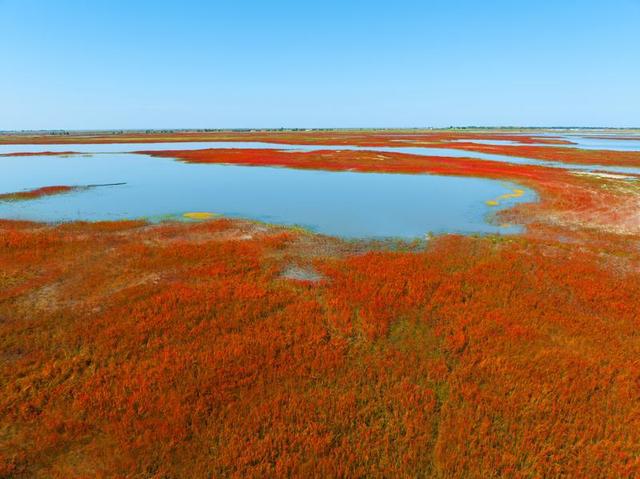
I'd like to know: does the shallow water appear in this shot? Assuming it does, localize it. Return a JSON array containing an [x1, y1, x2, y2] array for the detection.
[[451, 134, 640, 155], [524, 133, 640, 152], [0, 153, 535, 238], [2, 140, 640, 175]]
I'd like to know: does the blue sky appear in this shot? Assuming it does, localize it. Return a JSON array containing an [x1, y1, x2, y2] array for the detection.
[[1, 0, 639, 129]]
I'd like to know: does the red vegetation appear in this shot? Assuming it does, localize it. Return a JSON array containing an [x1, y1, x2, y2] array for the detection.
[[433, 141, 640, 168], [2, 131, 640, 477], [0, 185, 76, 202], [7, 129, 640, 169], [1, 218, 639, 477], [6, 128, 639, 166]]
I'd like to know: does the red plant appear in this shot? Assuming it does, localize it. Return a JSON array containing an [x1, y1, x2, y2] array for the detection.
[[0, 185, 76, 202], [1, 130, 640, 477], [1, 217, 639, 477]]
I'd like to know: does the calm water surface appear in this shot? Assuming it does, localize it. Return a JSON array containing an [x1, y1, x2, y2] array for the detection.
[[523, 133, 640, 152], [452, 135, 640, 154], [560, 136, 640, 151], [0, 152, 535, 238]]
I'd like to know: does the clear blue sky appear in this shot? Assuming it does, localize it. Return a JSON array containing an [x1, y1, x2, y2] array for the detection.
[[1, 0, 639, 130]]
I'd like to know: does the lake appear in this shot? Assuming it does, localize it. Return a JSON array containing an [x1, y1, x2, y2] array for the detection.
[[0, 151, 535, 238]]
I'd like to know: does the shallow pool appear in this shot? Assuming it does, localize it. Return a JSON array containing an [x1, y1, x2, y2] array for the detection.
[[0, 152, 535, 238]]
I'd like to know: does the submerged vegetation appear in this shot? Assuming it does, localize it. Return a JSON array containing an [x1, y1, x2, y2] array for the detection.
[[485, 188, 525, 207], [1, 130, 640, 477]]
